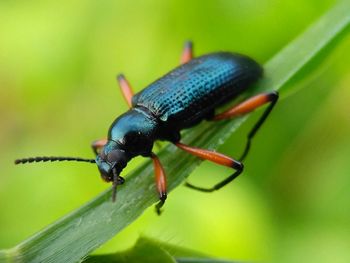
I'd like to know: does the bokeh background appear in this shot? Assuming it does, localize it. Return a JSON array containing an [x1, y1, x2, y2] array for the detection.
[[1, 0, 349, 262]]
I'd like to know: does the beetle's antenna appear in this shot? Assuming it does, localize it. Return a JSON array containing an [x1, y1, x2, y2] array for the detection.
[[111, 168, 119, 202], [14, 156, 96, 165]]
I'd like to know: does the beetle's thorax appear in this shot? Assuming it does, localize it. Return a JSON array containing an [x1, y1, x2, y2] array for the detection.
[[108, 107, 159, 157]]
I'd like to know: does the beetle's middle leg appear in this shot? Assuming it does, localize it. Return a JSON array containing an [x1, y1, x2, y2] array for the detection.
[[180, 41, 193, 64], [212, 91, 279, 161], [175, 142, 243, 192], [150, 153, 167, 215], [117, 74, 134, 108]]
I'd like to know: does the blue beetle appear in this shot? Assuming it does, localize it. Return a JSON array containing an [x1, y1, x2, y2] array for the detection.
[[15, 41, 278, 214]]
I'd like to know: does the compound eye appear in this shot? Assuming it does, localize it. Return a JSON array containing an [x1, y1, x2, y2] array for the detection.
[[107, 150, 124, 163], [99, 150, 107, 160]]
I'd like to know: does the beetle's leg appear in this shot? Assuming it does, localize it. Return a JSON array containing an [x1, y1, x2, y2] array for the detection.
[[175, 142, 243, 192], [150, 152, 167, 215], [212, 91, 279, 161], [91, 138, 108, 156], [117, 74, 134, 108], [180, 41, 193, 64]]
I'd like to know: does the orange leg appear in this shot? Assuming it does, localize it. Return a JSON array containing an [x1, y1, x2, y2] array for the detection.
[[180, 41, 193, 64], [91, 138, 108, 156], [175, 142, 243, 192], [117, 74, 134, 108], [151, 153, 167, 215], [213, 91, 279, 161]]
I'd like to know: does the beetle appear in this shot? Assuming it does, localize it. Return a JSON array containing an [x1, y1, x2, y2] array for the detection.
[[15, 41, 278, 214]]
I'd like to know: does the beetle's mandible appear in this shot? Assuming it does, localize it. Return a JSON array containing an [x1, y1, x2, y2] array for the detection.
[[15, 41, 278, 214]]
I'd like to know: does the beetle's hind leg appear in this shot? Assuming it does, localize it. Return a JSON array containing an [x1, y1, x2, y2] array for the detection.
[[212, 91, 279, 161], [180, 41, 193, 64], [175, 142, 243, 192], [150, 153, 167, 215], [117, 74, 134, 108]]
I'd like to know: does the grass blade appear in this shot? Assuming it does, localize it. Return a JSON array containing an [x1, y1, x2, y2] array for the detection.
[[1, 1, 349, 262]]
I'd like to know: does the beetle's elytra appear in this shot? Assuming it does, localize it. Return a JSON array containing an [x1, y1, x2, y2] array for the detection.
[[15, 41, 278, 214]]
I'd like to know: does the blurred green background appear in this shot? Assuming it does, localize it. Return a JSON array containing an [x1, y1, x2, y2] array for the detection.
[[1, 0, 350, 262]]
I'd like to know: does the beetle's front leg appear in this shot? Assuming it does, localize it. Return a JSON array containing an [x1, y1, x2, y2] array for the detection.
[[150, 152, 167, 215], [91, 138, 108, 156], [117, 74, 134, 108], [180, 41, 194, 64]]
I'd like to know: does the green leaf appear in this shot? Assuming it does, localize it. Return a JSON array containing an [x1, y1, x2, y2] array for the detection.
[[84, 237, 238, 263], [83, 238, 176, 263], [1, 1, 349, 262], [176, 259, 239, 263]]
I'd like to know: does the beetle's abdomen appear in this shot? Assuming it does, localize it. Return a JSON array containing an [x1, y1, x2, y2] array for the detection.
[[132, 52, 262, 129]]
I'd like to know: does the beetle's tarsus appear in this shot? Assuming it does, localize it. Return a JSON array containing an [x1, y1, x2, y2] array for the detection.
[[155, 193, 167, 215]]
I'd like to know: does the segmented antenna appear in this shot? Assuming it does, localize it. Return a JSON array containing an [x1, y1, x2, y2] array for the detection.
[[14, 156, 95, 164]]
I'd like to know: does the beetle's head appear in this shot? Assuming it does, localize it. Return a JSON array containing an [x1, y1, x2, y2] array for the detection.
[[95, 140, 128, 182], [95, 140, 129, 200]]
